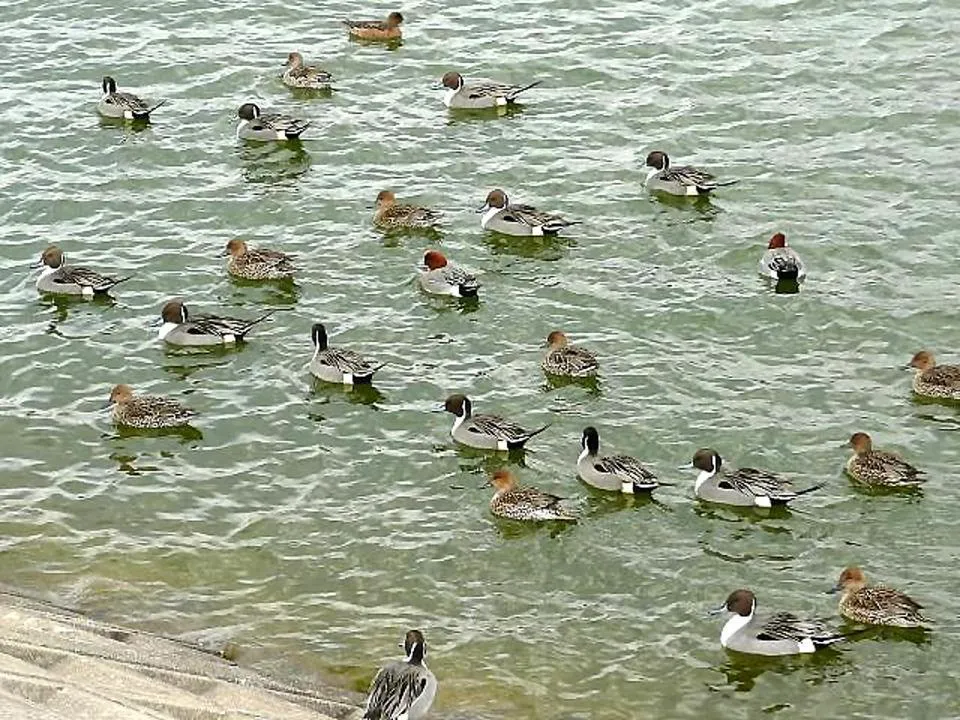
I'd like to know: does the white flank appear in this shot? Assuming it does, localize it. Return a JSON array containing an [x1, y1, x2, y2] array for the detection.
[[495, 96, 507, 107], [685, 185, 699, 196], [720, 612, 751, 648], [754, 495, 773, 508], [531, 224, 544, 236], [342, 372, 354, 385], [621, 479, 635, 494], [123, 109, 133, 120], [496, 438, 508, 451], [221, 333, 236, 344], [798, 637, 816, 654], [81, 285, 95, 297]]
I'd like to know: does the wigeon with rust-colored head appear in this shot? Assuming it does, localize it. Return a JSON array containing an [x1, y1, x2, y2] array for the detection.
[[758, 231, 806, 283], [418, 249, 479, 298], [343, 11, 404, 41]]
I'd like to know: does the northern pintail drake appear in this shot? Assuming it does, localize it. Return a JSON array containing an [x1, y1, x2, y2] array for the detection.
[[758, 232, 806, 282], [282, 52, 333, 90], [687, 448, 822, 508], [419, 250, 479, 298], [363, 629, 437, 720], [441, 72, 541, 109], [309, 323, 383, 385], [578, 426, 658, 494], [222, 239, 295, 281], [35, 245, 131, 297], [157, 299, 274, 346], [907, 350, 960, 401], [106, 384, 196, 429], [541, 330, 599, 378], [343, 11, 403, 41], [236, 103, 310, 141], [374, 190, 442, 231], [644, 151, 736, 197], [845, 432, 925, 488], [97, 76, 165, 121], [714, 589, 847, 656], [478, 189, 577, 237], [831, 567, 928, 628], [443, 394, 549, 451], [489, 469, 577, 522]]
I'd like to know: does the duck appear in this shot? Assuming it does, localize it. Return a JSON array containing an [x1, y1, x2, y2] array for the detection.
[[222, 239, 295, 281], [686, 448, 823, 508], [97, 76, 165, 121], [373, 190, 442, 231], [488, 469, 577, 522], [440, 72, 541, 109], [831, 567, 928, 628], [541, 330, 599, 378], [363, 629, 437, 720], [157, 299, 274, 346], [577, 427, 659, 494], [418, 250, 479, 298], [106, 384, 196, 429], [643, 151, 736, 197], [343, 11, 404, 41], [713, 589, 848, 656], [758, 232, 806, 282], [478, 189, 578, 237], [34, 245, 131, 297], [309, 323, 383, 385], [845, 432, 925, 488], [906, 350, 960, 401], [281, 52, 333, 90], [443, 394, 549, 451], [236, 103, 310, 141]]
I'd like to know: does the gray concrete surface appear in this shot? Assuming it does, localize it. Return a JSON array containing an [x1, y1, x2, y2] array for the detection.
[[0, 585, 365, 720]]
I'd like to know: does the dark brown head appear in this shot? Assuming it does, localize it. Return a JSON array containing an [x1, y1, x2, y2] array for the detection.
[[39, 245, 65, 269], [443, 393, 471, 418], [909, 350, 936, 371], [401, 628, 425, 664], [692, 448, 722, 474], [441, 71, 464, 91], [160, 299, 188, 324], [482, 189, 508, 210], [849, 432, 873, 455], [767, 232, 787, 249], [386, 11, 404, 27], [645, 151, 669, 171], [423, 250, 447, 270], [724, 589, 756, 616]]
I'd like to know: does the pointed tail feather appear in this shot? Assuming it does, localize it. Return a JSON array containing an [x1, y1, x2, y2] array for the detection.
[[795, 482, 826, 497], [507, 80, 542, 100], [522, 423, 551, 442]]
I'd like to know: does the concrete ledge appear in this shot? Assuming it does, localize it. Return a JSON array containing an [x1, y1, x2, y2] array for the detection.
[[0, 586, 364, 720]]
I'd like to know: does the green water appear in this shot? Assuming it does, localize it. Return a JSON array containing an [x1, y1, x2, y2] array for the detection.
[[1, 0, 958, 717]]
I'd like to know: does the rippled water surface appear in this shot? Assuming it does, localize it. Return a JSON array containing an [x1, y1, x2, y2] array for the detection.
[[2, 0, 960, 717]]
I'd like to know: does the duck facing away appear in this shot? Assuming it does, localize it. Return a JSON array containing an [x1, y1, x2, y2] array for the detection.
[[758, 232, 806, 282], [687, 448, 823, 508], [236, 103, 310, 141], [282, 52, 333, 90], [578, 426, 659, 494], [441, 72, 541, 109], [363, 629, 437, 720], [478, 189, 578, 237], [343, 11, 403, 41], [831, 567, 928, 628], [97, 76, 165, 121], [374, 190, 442, 231], [35, 245, 131, 297], [157, 299, 274, 346], [443, 394, 549, 451], [644, 151, 736, 197], [541, 331, 599, 378], [907, 350, 960, 401], [419, 250, 479, 298], [309, 323, 383, 385], [845, 432, 925, 488], [222, 239, 295, 281], [106, 384, 196, 429], [489, 469, 577, 522], [714, 589, 848, 656]]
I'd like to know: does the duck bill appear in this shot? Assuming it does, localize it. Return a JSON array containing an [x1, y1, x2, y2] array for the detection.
[[149, 317, 163, 327], [677, 462, 694, 470], [707, 603, 727, 617], [827, 584, 842, 595], [101, 400, 114, 410]]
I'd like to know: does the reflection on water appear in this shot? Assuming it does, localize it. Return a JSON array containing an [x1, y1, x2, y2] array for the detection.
[[445, 103, 527, 125], [238, 141, 311, 184], [710, 646, 853, 693], [309, 377, 385, 407], [482, 230, 573, 261], [114, 423, 204, 443]]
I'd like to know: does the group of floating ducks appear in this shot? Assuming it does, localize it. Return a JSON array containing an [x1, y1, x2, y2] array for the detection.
[[33, 8, 955, 719]]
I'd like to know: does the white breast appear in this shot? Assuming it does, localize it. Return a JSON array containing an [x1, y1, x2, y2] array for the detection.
[[480, 205, 501, 229]]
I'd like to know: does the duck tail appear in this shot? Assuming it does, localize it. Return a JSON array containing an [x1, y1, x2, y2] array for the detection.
[[524, 423, 552, 442], [111, 275, 135, 286], [250, 309, 278, 326], [507, 80, 542, 100], [146, 98, 167, 115], [795, 481, 826, 497]]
